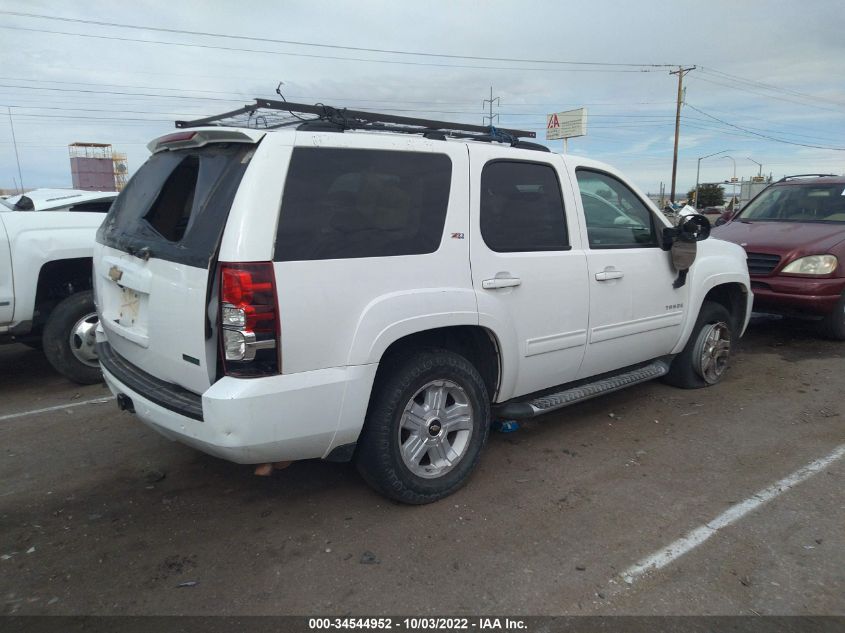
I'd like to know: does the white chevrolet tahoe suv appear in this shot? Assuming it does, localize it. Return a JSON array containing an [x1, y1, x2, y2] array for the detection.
[[93, 101, 751, 503]]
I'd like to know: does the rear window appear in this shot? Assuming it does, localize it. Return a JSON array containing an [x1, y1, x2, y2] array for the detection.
[[97, 144, 253, 268], [275, 148, 452, 261]]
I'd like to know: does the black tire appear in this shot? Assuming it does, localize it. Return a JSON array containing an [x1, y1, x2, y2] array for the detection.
[[42, 291, 103, 385], [818, 292, 845, 341], [664, 301, 734, 389], [355, 349, 491, 504]]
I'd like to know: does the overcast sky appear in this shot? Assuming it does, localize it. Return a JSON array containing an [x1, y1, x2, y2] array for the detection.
[[1, 0, 844, 197]]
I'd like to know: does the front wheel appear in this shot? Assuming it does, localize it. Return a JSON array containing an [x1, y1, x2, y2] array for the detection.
[[664, 301, 734, 389], [818, 292, 845, 340], [42, 291, 103, 385], [355, 349, 490, 504]]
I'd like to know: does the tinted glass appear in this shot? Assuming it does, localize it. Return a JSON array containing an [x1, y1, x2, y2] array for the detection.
[[275, 148, 452, 261], [97, 143, 252, 268], [480, 161, 568, 252], [69, 200, 114, 213], [739, 184, 845, 223], [576, 170, 657, 248]]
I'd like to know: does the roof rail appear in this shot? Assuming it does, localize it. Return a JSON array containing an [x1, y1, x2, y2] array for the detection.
[[175, 98, 538, 146], [776, 173, 839, 182]]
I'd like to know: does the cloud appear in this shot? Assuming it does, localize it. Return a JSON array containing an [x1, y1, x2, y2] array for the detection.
[[0, 0, 843, 194]]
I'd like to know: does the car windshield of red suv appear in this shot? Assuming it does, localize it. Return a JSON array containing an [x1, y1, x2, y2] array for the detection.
[[739, 184, 845, 223]]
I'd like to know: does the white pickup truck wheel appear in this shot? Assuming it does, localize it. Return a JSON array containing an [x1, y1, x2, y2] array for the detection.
[[355, 349, 490, 504], [42, 291, 103, 385], [664, 301, 734, 389]]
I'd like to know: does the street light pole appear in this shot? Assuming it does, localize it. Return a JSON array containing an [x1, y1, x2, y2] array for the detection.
[[724, 155, 737, 209], [7, 107, 24, 194], [747, 157, 762, 177], [694, 149, 733, 209]]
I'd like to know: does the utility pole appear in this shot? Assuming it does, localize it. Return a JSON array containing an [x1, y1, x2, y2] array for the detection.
[[7, 107, 24, 193], [482, 86, 500, 128], [669, 66, 695, 203]]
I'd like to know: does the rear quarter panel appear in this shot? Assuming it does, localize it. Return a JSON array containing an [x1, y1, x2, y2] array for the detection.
[[2, 211, 103, 326], [0, 214, 12, 324], [223, 132, 477, 374]]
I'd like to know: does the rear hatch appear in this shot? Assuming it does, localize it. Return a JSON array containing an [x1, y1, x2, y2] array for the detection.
[[95, 134, 258, 394]]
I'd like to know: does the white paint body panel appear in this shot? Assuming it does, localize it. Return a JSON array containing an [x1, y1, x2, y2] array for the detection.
[[94, 243, 216, 393], [93, 129, 752, 465], [469, 148, 589, 400], [101, 359, 378, 462], [0, 216, 12, 324], [0, 211, 104, 333]]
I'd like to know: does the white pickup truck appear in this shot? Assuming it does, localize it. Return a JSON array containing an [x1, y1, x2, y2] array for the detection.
[[1, 190, 116, 383]]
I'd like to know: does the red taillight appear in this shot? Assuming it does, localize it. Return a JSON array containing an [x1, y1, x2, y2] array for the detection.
[[219, 262, 280, 377]]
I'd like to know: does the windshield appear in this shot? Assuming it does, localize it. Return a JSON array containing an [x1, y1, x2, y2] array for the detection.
[[738, 183, 845, 223]]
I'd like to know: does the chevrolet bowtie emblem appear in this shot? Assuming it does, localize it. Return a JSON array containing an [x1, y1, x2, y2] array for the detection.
[[108, 265, 124, 282]]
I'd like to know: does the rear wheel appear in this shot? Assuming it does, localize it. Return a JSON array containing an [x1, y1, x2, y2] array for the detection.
[[355, 349, 490, 504], [818, 292, 845, 340], [664, 301, 734, 389], [42, 291, 102, 385]]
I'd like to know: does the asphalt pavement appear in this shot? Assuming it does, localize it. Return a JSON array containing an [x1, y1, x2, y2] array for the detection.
[[1, 315, 842, 616]]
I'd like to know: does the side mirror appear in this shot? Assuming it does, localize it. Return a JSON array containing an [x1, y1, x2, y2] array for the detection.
[[714, 216, 727, 227], [678, 214, 711, 242], [661, 214, 711, 250]]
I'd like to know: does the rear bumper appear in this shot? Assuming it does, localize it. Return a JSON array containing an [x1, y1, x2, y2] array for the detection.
[[750, 275, 845, 315], [99, 342, 377, 464]]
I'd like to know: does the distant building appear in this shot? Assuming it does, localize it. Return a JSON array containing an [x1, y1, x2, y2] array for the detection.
[[739, 177, 772, 208], [68, 143, 128, 192]]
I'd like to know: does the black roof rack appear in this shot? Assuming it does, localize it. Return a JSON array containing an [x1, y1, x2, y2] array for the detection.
[[776, 173, 839, 182], [175, 98, 539, 148]]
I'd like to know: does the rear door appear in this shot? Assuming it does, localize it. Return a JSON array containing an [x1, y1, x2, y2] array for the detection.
[[470, 148, 589, 400], [95, 138, 256, 394]]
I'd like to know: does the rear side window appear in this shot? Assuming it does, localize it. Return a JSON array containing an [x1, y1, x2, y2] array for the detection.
[[98, 144, 252, 268], [480, 161, 569, 252], [275, 148, 452, 261]]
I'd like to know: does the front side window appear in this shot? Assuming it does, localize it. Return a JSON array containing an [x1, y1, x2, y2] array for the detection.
[[576, 169, 658, 248], [275, 148, 452, 261], [480, 161, 569, 252]]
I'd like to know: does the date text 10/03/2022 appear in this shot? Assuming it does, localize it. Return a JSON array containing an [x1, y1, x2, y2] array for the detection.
[[308, 617, 528, 630]]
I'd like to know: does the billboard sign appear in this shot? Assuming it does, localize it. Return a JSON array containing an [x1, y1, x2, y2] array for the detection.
[[546, 107, 588, 140]]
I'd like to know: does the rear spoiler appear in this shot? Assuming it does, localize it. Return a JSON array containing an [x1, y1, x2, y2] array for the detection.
[[148, 128, 266, 154]]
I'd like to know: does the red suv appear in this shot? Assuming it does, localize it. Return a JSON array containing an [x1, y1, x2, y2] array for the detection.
[[712, 174, 845, 339]]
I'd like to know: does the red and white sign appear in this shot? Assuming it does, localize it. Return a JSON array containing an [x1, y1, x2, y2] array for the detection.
[[546, 107, 588, 141]]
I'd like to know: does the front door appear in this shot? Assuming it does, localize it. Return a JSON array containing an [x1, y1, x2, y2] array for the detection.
[[572, 168, 688, 378]]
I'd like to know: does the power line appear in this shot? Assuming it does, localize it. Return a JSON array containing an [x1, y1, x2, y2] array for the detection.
[[0, 25, 666, 74], [685, 104, 845, 151], [699, 66, 845, 107], [0, 10, 677, 68], [689, 74, 845, 114]]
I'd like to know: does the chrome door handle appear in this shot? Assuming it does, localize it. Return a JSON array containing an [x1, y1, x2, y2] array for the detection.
[[482, 277, 522, 289], [595, 269, 624, 281]]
